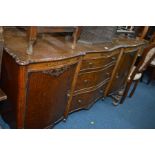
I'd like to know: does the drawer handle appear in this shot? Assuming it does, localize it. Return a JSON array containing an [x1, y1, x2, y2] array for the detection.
[[106, 72, 110, 76], [89, 62, 93, 65], [111, 57, 116, 60], [84, 79, 88, 83], [104, 46, 109, 50], [100, 90, 103, 94], [67, 93, 70, 97], [78, 99, 82, 103], [116, 73, 119, 79], [104, 64, 109, 67]]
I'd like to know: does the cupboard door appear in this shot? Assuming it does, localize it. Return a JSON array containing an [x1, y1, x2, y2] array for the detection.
[[25, 64, 76, 128], [109, 50, 138, 93]]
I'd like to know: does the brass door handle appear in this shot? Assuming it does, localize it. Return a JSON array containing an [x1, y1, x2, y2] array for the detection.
[[78, 99, 82, 103], [116, 74, 119, 79]]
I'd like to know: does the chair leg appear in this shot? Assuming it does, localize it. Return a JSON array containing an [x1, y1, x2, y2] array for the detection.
[[120, 81, 132, 104], [147, 73, 152, 84], [72, 27, 81, 49], [27, 26, 37, 55], [129, 79, 140, 98], [27, 41, 34, 55], [147, 68, 155, 84], [140, 72, 144, 82]]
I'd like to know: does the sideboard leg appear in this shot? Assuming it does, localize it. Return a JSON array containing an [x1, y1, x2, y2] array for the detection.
[[101, 97, 105, 101], [63, 118, 67, 122]]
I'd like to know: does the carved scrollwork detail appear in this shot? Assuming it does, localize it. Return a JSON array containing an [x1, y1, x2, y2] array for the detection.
[[42, 66, 69, 77]]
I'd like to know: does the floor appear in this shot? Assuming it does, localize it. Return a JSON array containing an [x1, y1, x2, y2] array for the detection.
[[0, 81, 155, 129]]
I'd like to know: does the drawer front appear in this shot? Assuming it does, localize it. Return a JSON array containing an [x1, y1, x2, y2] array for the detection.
[[70, 85, 107, 112], [28, 57, 80, 72], [75, 64, 114, 92], [80, 52, 119, 71]]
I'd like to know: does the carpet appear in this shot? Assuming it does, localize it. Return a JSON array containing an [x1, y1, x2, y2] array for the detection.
[[0, 81, 155, 129]]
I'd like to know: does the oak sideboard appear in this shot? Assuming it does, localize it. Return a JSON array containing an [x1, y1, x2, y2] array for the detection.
[[0, 28, 146, 128]]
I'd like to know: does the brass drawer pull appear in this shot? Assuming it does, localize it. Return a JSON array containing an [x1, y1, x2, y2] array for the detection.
[[89, 62, 93, 65], [84, 79, 88, 83], [104, 64, 109, 67], [100, 90, 103, 93], [111, 57, 116, 60], [104, 47, 109, 50], [67, 93, 70, 97], [116, 73, 119, 79], [106, 72, 110, 76], [78, 99, 82, 103]]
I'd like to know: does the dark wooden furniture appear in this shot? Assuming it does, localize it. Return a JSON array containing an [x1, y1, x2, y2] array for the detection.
[[120, 44, 155, 104], [27, 26, 82, 54], [66, 48, 120, 115], [143, 28, 155, 84], [0, 28, 146, 128], [150, 31, 155, 43], [0, 26, 3, 76], [104, 46, 140, 95], [0, 27, 7, 102], [144, 58, 155, 84], [149, 64, 155, 83], [137, 26, 150, 39]]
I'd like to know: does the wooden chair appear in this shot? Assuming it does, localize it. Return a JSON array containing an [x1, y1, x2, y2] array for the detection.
[[120, 43, 155, 104], [27, 26, 82, 55], [145, 58, 155, 84], [135, 26, 150, 40], [0, 27, 7, 102], [141, 29, 155, 84], [150, 31, 155, 43]]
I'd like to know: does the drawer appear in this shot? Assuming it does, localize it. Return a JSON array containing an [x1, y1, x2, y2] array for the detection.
[[80, 52, 119, 71], [70, 84, 107, 112], [28, 57, 80, 72], [75, 64, 114, 92]]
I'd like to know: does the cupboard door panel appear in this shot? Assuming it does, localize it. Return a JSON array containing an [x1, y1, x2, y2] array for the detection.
[[109, 50, 138, 93], [25, 64, 76, 128]]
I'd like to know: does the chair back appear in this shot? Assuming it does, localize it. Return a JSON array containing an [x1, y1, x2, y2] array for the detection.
[[139, 44, 155, 72], [129, 43, 155, 81], [27, 26, 81, 41], [27, 26, 82, 54], [135, 26, 149, 39]]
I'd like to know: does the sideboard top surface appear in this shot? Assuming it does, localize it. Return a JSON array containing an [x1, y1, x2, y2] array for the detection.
[[3, 28, 147, 65]]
